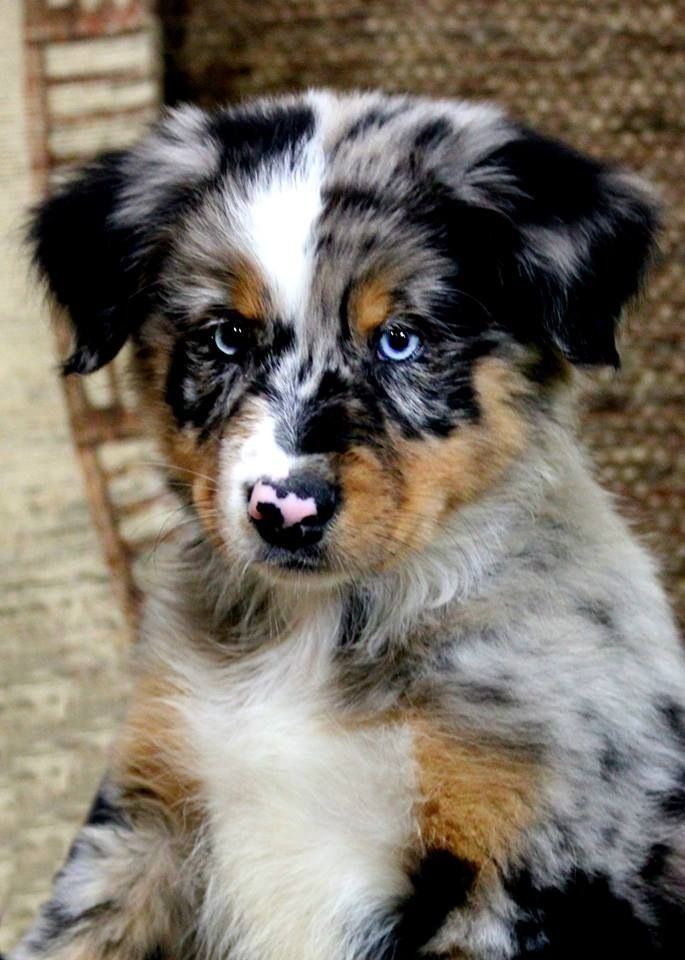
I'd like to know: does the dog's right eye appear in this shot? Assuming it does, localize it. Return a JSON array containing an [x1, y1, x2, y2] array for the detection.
[[213, 317, 251, 358]]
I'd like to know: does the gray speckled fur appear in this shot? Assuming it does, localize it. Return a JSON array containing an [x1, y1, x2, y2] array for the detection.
[[14, 90, 685, 960]]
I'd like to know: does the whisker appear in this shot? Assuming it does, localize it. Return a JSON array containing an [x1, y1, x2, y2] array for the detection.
[[136, 458, 219, 488]]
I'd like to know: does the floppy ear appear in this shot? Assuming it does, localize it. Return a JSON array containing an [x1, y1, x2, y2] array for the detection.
[[470, 129, 660, 366], [28, 106, 218, 375], [29, 152, 145, 374]]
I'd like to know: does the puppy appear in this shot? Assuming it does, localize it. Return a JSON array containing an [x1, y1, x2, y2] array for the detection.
[[10, 90, 685, 960]]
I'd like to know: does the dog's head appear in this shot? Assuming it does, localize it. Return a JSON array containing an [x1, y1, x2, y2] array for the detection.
[[30, 91, 658, 581]]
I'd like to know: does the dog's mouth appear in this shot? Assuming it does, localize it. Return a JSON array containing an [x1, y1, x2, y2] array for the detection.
[[257, 544, 327, 573], [254, 541, 332, 577]]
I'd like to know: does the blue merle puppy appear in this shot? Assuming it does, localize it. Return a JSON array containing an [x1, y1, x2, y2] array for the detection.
[[11, 90, 685, 960]]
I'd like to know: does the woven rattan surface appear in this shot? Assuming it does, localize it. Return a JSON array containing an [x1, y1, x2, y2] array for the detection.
[[161, 0, 685, 625]]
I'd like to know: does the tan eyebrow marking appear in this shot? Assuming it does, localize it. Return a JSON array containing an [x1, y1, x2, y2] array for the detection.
[[230, 256, 270, 322], [352, 274, 394, 336]]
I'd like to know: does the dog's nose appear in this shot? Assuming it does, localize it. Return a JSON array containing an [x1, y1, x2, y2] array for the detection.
[[247, 475, 338, 550]]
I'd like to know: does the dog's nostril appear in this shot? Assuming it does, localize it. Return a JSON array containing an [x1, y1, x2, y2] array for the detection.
[[247, 475, 338, 550]]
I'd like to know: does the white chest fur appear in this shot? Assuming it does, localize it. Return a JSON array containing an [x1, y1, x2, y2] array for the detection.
[[178, 623, 418, 960]]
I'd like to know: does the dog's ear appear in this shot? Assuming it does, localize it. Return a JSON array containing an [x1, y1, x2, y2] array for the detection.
[[28, 106, 218, 375], [29, 152, 142, 374], [467, 128, 660, 366]]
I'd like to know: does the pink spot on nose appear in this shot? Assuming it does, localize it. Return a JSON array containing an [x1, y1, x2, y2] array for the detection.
[[248, 481, 318, 528]]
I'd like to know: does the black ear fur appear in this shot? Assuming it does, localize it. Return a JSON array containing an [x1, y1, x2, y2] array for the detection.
[[28, 152, 150, 375], [474, 129, 660, 366], [29, 104, 222, 375]]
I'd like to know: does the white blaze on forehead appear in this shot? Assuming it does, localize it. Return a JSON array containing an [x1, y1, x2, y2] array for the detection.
[[219, 404, 297, 543], [243, 144, 324, 318]]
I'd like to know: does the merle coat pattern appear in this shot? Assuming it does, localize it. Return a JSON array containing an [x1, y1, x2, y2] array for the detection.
[[10, 90, 685, 960]]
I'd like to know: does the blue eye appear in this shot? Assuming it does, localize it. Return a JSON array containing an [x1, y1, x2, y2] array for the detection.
[[214, 319, 249, 357], [377, 326, 421, 362]]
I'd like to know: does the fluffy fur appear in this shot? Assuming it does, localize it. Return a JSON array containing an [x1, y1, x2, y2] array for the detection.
[[11, 89, 685, 960]]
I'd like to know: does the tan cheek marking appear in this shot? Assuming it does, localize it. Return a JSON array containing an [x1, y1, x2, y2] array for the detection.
[[391, 357, 531, 549], [111, 673, 202, 829], [133, 346, 224, 543], [334, 357, 531, 569], [334, 445, 403, 568], [187, 442, 222, 543], [162, 427, 222, 547], [353, 275, 394, 336], [413, 719, 540, 872]]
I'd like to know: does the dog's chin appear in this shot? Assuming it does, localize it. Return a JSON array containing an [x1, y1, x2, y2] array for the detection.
[[250, 542, 351, 588]]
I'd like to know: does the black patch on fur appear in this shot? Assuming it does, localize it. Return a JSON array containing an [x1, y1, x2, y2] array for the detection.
[[165, 335, 231, 431], [576, 600, 615, 631], [660, 769, 685, 818], [295, 400, 352, 455], [163, 315, 296, 434], [338, 591, 372, 649], [370, 331, 485, 439], [29, 152, 143, 374], [338, 279, 354, 340], [657, 697, 685, 745], [143, 948, 166, 960], [314, 230, 335, 256], [84, 785, 127, 828], [330, 107, 401, 155], [394, 850, 476, 957], [485, 132, 604, 225], [211, 104, 314, 175], [269, 319, 297, 358], [365, 850, 476, 960], [246, 323, 299, 404], [458, 681, 517, 707], [29, 144, 211, 375], [468, 129, 659, 366], [322, 185, 393, 217], [290, 369, 352, 455], [508, 869, 663, 958], [38, 896, 113, 946], [278, 363, 387, 454], [40, 900, 77, 943], [639, 844, 685, 955], [413, 118, 452, 151], [641, 843, 671, 886], [599, 740, 627, 780], [62, 787, 129, 866]]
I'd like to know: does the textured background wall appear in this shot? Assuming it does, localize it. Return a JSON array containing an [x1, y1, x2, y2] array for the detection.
[[159, 0, 685, 625]]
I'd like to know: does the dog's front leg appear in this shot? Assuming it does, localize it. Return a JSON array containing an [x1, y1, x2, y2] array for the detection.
[[8, 781, 189, 960]]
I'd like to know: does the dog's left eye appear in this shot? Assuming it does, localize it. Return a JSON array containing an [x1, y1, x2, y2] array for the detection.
[[377, 326, 422, 362], [213, 318, 251, 358]]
